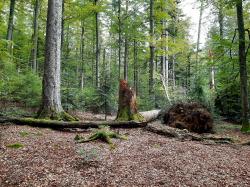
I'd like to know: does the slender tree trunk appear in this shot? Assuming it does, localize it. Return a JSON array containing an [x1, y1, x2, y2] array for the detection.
[[149, 0, 155, 96], [123, 0, 128, 81], [80, 20, 85, 89], [37, 0, 76, 121], [118, 0, 121, 79], [218, 2, 224, 40], [6, 0, 15, 53], [195, 0, 204, 68], [236, 0, 249, 131], [133, 40, 138, 95], [92, 31, 95, 85], [65, 23, 70, 60], [95, 0, 99, 87], [31, 0, 40, 73]]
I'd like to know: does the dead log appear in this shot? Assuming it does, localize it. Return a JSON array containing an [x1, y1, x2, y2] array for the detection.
[[0, 117, 148, 129], [116, 80, 144, 122], [0, 109, 161, 130], [140, 110, 161, 122], [146, 122, 234, 144]]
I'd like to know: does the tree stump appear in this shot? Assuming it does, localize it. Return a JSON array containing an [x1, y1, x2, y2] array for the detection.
[[116, 80, 145, 122]]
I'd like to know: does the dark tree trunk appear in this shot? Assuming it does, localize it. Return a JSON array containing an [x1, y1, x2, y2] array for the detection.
[[95, 0, 99, 88], [6, 0, 15, 53], [80, 19, 85, 89], [118, 0, 121, 79], [236, 0, 250, 132], [133, 40, 138, 95], [31, 0, 40, 73], [123, 0, 128, 81], [37, 0, 76, 121], [116, 80, 144, 122], [149, 0, 155, 96]]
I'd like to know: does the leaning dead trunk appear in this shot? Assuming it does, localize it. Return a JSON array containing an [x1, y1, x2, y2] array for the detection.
[[116, 80, 145, 122]]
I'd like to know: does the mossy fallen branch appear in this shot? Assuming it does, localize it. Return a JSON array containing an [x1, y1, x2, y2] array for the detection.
[[146, 122, 235, 144], [0, 117, 147, 129]]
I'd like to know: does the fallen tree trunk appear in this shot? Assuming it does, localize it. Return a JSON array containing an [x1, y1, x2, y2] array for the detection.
[[0, 117, 147, 129], [0, 110, 161, 129], [140, 110, 161, 122]]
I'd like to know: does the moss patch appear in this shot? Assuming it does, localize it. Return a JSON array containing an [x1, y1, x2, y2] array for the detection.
[[7, 143, 24, 149], [241, 125, 250, 133], [19, 131, 30, 137]]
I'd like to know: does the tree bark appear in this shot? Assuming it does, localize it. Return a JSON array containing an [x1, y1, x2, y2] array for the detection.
[[37, 0, 76, 121], [31, 0, 40, 73], [236, 0, 250, 132], [133, 40, 138, 95], [123, 0, 128, 81], [118, 0, 121, 79], [116, 80, 145, 122], [80, 19, 85, 89], [95, 0, 99, 88], [6, 0, 15, 53], [149, 0, 155, 96]]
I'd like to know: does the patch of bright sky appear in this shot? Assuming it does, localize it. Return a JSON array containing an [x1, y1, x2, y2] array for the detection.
[[179, 0, 215, 48]]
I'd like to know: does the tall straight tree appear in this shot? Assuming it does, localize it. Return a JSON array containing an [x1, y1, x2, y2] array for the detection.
[[94, 0, 99, 87], [236, 0, 250, 132], [195, 0, 204, 68], [6, 0, 16, 52], [149, 0, 155, 95], [80, 19, 85, 89], [123, 0, 128, 81], [38, 0, 76, 121], [31, 0, 40, 73], [118, 0, 121, 79]]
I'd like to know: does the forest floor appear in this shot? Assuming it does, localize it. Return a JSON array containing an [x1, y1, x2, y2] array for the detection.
[[0, 113, 250, 187]]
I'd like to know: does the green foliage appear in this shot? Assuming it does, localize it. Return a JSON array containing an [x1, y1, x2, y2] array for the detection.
[[0, 60, 42, 107], [76, 148, 100, 162], [19, 131, 30, 137]]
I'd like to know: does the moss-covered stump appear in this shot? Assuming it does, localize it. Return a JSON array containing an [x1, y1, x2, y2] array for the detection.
[[116, 80, 145, 122]]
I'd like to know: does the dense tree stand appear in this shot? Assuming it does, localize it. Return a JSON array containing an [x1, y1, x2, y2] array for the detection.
[[116, 80, 145, 122]]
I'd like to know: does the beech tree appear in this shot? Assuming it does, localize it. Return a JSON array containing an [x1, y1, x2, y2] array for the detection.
[[37, 0, 76, 121]]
